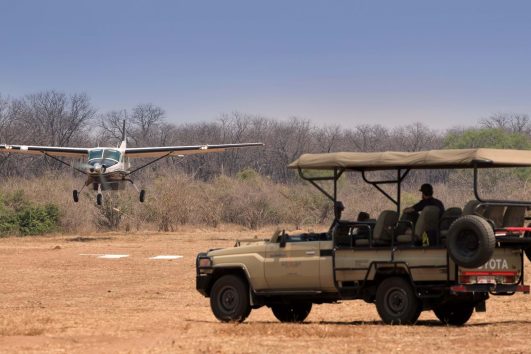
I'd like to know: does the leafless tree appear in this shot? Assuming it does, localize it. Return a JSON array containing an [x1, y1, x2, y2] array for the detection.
[[129, 103, 165, 146], [391, 122, 441, 152], [480, 113, 531, 134], [98, 110, 130, 145]]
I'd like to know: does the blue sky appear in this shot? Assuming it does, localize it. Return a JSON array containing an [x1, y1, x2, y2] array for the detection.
[[1, 0, 531, 129]]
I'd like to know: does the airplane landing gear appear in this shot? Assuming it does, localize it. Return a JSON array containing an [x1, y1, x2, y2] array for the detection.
[[125, 178, 145, 203], [73, 184, 86, 203], [96, 184, 103, 205]]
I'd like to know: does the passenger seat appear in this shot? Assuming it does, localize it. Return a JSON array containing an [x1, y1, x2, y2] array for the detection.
[[439, 207, 462, 243], [397, 206, 440, 245], [483, 205, 505, 228], [355, 210, 398, 246], [463, 200, 485, 216], [503, 206, 526, 227]]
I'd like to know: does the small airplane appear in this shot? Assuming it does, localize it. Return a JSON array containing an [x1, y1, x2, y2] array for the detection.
[[0, 121, 263, 205]]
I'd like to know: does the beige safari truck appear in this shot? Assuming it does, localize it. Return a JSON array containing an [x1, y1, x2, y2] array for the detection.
[[196, 148, 531, 325]]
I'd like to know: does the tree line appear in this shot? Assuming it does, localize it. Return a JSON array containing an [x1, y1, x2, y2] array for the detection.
[[1, 90, 531, 183]]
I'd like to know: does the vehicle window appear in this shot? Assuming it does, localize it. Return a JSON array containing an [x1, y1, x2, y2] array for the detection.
[[88, 149, 103, 160], [103, 149, 121, 161]]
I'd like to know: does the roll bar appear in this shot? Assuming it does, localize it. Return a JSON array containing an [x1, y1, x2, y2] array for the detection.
[[298, 164, 531, 221]]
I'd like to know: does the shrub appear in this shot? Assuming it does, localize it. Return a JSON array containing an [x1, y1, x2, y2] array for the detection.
[[0, 191, 60, 236], [94, 192, 133, 231], [17, 204, 60, 235]]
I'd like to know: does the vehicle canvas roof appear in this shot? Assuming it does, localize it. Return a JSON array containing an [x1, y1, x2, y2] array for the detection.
[[288, 148, 531, 171]]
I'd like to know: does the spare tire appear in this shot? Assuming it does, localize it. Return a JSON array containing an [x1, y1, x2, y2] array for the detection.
[[447, 215, 495, 268]]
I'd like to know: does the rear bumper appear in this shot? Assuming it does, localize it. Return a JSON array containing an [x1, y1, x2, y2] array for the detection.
[[451, 284, 530, 294]]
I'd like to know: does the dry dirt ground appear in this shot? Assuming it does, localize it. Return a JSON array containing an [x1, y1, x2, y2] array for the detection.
[[0, 228, 530, 353]]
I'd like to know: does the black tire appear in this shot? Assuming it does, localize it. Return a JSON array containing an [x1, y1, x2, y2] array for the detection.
[[524, 225, 531, 263], [376, 277, 421, 325], [96, 193, 102, 206], [210, 275, 251, 323], [447, 215, 495, 268], [433, 302, 474, 326], [139, 190, 145, 203], [271, 303, 312, 323], [73, 190, 79, 203]]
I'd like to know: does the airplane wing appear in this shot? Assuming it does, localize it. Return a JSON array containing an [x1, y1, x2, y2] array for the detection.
[[124, 142, 264, 158], [0, 144, 89, 158]]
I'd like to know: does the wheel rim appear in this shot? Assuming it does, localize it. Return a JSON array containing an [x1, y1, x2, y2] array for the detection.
[[385, 287, 409, 315], [456, 229, 479, 258], [217, 285, 239, 314]]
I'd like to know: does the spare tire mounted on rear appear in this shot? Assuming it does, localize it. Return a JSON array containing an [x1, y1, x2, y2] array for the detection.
[[447, 215, 495, 268]]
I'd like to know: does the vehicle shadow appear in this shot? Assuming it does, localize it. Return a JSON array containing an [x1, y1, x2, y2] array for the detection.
[[316, 319, 531, 327], [184, 317, 531, 326]]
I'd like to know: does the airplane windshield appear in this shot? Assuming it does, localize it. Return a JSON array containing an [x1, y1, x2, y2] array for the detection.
[[87, 149, 121, 168], [103, 149, 121, 161], [88, 149, 103, 160]]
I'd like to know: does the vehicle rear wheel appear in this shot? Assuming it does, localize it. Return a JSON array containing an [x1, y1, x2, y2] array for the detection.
[[139, 189, 145, 203], [376, 277, 421, 325], [210, 275, 251, 323], [73, 190, 79, 203], [433, 302, 474, 326], [524, 224, 531, 262], [96, 193, 102, 206], [271, 303, 312, 323], [447, 215, 495, 268]]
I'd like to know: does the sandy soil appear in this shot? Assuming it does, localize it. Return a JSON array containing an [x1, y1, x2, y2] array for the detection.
[[0, 228, 530, 353]]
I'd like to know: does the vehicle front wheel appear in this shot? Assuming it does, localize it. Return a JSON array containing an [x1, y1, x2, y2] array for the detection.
[[271, 303, 312, 323], [433, 302, 474, 326], [376, 277, 421, 325], [210, 275, 251, 323]]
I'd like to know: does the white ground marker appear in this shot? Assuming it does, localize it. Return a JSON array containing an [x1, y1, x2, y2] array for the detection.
[[98, 254, 129, 259], [149, 255, 183, 260], [80, 254, 129, 259]]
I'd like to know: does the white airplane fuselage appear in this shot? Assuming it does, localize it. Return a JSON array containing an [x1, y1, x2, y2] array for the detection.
[[85, 143, 130, 190]]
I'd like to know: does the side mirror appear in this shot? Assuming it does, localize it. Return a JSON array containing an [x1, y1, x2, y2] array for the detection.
[[279, 231, 287, 248]]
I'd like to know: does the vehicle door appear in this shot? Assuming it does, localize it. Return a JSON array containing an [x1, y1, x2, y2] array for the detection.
[[264, 234, 321, 290]]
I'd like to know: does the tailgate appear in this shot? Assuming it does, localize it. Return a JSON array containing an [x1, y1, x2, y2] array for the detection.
[[452, 248, 529, 294]]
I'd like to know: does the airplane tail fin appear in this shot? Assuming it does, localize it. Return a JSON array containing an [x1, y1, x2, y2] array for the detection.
[[119, 120, 126, 150]]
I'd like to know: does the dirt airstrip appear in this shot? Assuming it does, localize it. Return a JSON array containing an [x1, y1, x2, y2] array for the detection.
[[0, 228, 530, 353]]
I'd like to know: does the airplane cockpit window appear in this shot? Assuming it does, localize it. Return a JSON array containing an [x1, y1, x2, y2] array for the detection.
[[88, 149, 121, 168], [103, 149, 121, 162], [88, 149, 103, 160]]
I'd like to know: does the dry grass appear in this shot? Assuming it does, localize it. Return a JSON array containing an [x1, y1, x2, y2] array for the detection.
[[1, 168, 530, 235], [0, 228, 530, 353]]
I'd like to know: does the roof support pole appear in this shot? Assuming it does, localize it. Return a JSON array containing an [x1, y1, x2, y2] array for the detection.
[[473, 163, 531, 207], [397, 168, 401, 214]]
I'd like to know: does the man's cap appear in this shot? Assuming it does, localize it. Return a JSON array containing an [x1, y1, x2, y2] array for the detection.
[[419, 183, 433, 195]]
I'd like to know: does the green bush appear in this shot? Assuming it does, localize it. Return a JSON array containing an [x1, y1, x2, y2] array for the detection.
[[17, 204, 60, 235], [0, 191, 60, 236]]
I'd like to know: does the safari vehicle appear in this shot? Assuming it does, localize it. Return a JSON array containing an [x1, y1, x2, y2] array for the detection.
[[196, 148, 531, 325]]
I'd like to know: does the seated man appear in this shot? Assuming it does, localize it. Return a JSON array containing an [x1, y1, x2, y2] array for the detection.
[[403, 183, 445, 218], [402, 184, 444, 245]]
